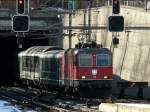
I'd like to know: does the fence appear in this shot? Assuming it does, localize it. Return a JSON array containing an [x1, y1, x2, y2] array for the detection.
[[78, 0, 147, 9], [0, 0, 148, 10]]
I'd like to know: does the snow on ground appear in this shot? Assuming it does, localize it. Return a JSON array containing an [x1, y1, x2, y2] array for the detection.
[[117, 103, 150, 109], [0, 100, 37, 112]]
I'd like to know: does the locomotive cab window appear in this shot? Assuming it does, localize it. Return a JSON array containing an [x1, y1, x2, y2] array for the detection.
[[78, 54, 92, 67], [96, 54, 111, 67]]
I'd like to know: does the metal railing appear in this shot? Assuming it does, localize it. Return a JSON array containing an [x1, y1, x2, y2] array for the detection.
[[85, 0, 146, 9], [0, 0, 147, 10], [62, 0, 147, 9]]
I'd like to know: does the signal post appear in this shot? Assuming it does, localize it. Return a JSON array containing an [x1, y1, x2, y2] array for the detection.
[[109, 0, 124, 49], [12, 0, 30, 48]]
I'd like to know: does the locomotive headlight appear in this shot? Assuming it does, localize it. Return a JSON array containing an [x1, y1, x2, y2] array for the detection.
[[92, 69, 97, 75], [104, 76, 108, 79], [81, 76, 86, 79]]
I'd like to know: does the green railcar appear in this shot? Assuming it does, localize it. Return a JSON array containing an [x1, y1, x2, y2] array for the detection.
[[40, 50, 64, 86], [18, 46, 63, 86]]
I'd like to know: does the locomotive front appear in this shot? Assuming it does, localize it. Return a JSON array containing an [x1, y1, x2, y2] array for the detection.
[[66, 48, 113, 92]]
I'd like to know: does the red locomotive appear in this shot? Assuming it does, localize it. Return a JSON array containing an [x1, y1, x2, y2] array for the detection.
[[19, 46, 113, 97]]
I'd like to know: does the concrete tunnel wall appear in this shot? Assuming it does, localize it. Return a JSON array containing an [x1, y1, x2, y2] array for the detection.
[[63, 6, 150, 97]]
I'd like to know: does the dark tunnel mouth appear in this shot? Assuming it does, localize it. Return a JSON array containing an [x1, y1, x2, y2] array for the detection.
[[0, 36, 49, 85]]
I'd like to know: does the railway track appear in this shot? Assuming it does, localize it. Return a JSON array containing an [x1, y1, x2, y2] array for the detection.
[[0, 87, 100, 112], [0, 86, 150, 112]]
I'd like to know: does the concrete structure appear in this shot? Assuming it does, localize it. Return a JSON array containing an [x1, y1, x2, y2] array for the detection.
[[63, 6, 150, 97], [0, 0, 47, 9], [99, 103, 150, 112], [0, 8, 63, 47]]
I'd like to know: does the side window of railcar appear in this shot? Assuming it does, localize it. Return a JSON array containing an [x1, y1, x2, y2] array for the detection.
[[78, 54, 92, 67], [30, 57, 34, 72], [42, 58, 57, 73], [96, 54, 111, 67], [22, 56, 31, 71], [50, 59, 57, 73], [42, 58, 50, 71], [22, 56, 26, 70], [34, 56, 40, 72]]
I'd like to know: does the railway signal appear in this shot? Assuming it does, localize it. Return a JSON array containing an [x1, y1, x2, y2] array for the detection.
[[112, 0, 120, 14], [17, 0, 25, 14], [12, 15, 29, 32], [108, 16, 124, 32]]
